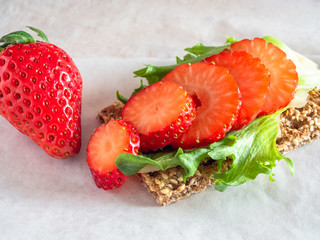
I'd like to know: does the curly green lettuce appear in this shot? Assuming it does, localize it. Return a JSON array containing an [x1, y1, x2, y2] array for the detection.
[[116, 112, 293, 191]]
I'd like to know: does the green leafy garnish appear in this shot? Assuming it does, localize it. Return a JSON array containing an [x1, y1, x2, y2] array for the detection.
[[211, 112, 293, 192], [130, 79, 147, 96], [116, 79, 147, 104], [176, 53, 195, 64], [134, 42, 231, 85], [116, 91, 129, 104], [132, 37, 237, 87], [298, 72, 320, 90], [226, 36, 238, 44], [116, 147, 211, 181], [116, 113, 293, 191]]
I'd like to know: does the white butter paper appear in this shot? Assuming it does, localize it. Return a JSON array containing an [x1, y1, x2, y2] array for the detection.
[[0, 0, 320, 239]]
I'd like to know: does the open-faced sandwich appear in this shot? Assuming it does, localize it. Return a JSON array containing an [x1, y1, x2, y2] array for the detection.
[[87, 36, 320, 205]]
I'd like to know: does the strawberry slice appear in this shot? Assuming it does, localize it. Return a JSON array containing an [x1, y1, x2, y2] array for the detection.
[[162, 62, 241, 149], [121, 80, 196, 152], [86, 120, 140, 190], [229, 38, 298, 116], [205, 51, 270, 130]]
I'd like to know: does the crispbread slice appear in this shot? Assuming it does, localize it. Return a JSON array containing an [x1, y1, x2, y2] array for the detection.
[[98, 88, 320, 206]]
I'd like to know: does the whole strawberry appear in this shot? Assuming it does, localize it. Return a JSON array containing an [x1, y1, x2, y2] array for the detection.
[[0, 27, 82, 158]]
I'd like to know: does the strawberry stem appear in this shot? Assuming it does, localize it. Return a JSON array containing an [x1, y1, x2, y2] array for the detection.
[[0, 26, 49, 51]]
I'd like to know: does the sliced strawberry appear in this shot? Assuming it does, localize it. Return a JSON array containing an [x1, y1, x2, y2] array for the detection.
[[204, 51, 270, 130], [162, 62, 241, 149], [86, 120, 140, 190], [121, 80, 196, 152], [229, 38, 298, 116]]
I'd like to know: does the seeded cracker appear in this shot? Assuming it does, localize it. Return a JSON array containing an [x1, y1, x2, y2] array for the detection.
[[98, 88, 320, 205]]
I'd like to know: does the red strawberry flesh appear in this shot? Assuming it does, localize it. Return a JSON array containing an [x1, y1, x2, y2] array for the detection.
[[86, 120, 140, 190], [229, 38, 298, 116], [0, 42, 82, 158], [205, 51, 270, 130], [121, 80, 196, 152], [162, 62, 241, 149]]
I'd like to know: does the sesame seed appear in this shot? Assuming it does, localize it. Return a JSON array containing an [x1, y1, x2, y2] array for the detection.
[[161, 173, 168, 179], [160, 188, 170, 194]]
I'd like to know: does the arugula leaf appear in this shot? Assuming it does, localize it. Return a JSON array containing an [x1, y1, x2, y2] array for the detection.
[[176, 53, 195, 64], [116, 79, 147, 104], [131, 79, 147, 96], [116, 91, 128, 104], [226, 36, 238, 44], [184, 43, 228, 57], [134, 42, 231, 85]]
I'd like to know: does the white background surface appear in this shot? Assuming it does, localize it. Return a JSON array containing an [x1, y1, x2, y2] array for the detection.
[[1, 0, 320, 239]]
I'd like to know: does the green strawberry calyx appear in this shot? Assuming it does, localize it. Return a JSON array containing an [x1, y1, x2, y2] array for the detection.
[[0, 26, 49, 51]]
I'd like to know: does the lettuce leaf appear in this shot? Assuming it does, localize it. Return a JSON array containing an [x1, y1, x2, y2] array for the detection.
[[116, 147, 211, 181], [211, 112, 293, 191], [116, 113, 294, 191]]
